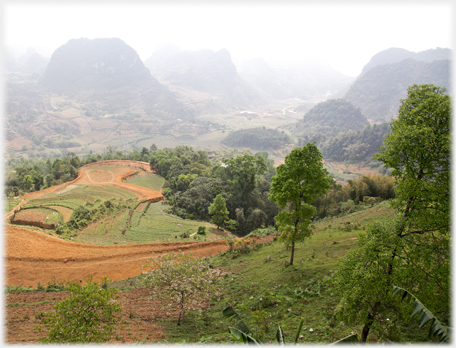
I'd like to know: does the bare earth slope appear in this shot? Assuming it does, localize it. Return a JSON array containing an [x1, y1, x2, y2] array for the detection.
[[6, 225, 229, 286]]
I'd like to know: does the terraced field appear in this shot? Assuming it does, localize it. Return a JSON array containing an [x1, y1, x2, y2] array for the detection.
[[5, 160, 234, 286]]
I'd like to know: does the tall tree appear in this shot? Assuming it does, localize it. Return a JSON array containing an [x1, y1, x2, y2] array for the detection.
[[333, 84, 451, 342], [269, 143, 332, 265], [208, 194, 229, 229]]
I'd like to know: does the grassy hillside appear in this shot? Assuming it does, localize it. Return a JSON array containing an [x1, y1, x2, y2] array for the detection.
[[110, 201, 427, 343]]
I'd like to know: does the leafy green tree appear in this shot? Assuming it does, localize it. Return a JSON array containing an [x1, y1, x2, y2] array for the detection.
[[333, 84, 451, 342], [209, 194, 229, 229], [150, 143, 158, 152], [141, 253, 224, 326], [22, 174, 34, 191], [269, 143, 332, 265], [332, 220, 406, 342], [40, 278, 122, 343], [374, 84, 450, 237]]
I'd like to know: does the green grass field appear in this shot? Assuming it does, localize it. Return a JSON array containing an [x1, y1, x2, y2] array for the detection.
[[14, 170, 232, 245], [74, 201, 233, 245], [23, 185, 137, 211]]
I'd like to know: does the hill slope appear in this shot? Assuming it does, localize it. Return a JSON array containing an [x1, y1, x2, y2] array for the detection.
[[345, 58, 451, 122], [360, 47, 452, 76]]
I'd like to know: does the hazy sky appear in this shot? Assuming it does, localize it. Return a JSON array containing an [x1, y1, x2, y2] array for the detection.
[[3, 1, 454, 77]]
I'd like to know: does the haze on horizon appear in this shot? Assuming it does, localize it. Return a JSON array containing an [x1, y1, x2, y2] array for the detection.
[[4, 2, 453, 77]]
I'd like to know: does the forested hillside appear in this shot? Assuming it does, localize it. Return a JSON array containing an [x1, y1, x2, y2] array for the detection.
[[149, 146, 279, 236], [288, 99, 369, 139], [317, 123, 390, 164], [221, 127, 291, 150]]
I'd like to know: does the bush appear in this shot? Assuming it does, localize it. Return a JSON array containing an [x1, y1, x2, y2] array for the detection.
[[180, 231, 190, 238], [197, 226, 206, 235], [40, 278, 122, 343], [141, 253, 225, 325]]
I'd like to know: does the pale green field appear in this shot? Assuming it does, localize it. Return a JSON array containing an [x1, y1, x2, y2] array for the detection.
[[74, 202, 234, 245], [126, 173, 165, 191]]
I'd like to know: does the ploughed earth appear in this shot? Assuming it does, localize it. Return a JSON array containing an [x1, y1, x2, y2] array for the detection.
[[5, 160, 237, 343]]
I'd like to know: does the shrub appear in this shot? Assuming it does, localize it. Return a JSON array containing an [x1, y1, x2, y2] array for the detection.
[[141, 253, 225, 325], [40, 278, 122, 343], [197, 226, 206, 235], [180, 231, 190, 238]]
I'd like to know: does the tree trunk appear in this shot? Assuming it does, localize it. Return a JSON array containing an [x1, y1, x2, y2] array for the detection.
[[323, 193, 328, 217], [360, 301, 380, 343], [289, 241, 295, 265], [177, 291, 185, 325]]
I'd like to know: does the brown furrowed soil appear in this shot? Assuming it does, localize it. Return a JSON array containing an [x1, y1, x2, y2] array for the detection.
[[11, 210, 46, 224], [6, 287, 172, 343], [72, 160, 164, 202]]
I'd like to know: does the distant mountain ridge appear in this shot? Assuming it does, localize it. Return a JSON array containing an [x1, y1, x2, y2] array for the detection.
[[345, 57, 451, 122], [287, 99, 369, 142], [38, 38, 191, 118], [40, 38, 154, 91], [145, 46, 265, 112], [6, 47, 49, 76], [360, 47, 451, 76]]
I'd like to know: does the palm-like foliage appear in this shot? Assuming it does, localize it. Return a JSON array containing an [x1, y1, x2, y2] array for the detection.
[[392, 285, 450, 343]]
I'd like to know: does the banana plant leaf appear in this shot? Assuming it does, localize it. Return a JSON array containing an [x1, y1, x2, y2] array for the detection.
[[228, 327, 261, 344], [392, 285, 450, 343]]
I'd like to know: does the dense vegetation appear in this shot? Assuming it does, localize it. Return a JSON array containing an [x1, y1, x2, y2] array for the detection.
[[6, 142, 396, 237], [221, 127, 291, 150], [151, 146, 279, 236], [316, 122, 390, 165]]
